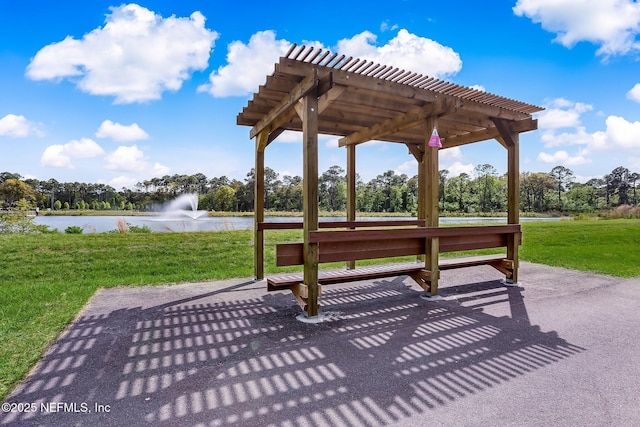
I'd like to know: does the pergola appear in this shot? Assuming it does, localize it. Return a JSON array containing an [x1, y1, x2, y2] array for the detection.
[[237, 45, 543, 318]]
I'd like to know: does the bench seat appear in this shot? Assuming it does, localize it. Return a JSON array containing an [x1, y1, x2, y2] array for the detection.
[[267, 254, 509, 291]]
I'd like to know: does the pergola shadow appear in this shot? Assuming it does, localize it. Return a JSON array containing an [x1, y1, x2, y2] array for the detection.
[[2, 278, 583, 426]]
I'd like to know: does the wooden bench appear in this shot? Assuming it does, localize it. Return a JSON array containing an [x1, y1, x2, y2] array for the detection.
[[267, 255, 510, 290], [267, 224, 521, 294]]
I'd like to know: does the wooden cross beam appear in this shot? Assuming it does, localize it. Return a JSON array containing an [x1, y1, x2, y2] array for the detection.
[[338, 98, 450, 147], [249, 70, 333, 140]]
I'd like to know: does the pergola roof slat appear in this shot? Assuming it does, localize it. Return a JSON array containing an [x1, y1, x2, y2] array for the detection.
[[238, 45, 543, 147]]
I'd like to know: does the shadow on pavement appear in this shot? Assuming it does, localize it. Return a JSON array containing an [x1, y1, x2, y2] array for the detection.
[[2, 277, 584, 426]]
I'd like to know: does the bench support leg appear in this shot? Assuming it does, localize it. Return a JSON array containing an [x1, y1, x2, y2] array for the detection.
[[290, 283, 322, 312], [409, 269, 439, 292]]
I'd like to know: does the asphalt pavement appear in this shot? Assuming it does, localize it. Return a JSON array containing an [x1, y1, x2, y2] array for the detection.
[[2, 262, 639, 426]]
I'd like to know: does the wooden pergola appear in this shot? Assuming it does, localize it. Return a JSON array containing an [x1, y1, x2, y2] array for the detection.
[[237, 45, 543, 318]]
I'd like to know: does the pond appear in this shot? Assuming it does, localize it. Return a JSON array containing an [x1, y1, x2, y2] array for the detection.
[[33, 215, 561, 233]]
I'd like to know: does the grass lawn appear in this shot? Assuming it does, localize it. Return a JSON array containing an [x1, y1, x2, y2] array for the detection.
[[1, 219, 639, 400]]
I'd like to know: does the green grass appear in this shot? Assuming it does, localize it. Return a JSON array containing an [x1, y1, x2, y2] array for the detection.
[[520, 219, 640, 277], [1, 219, 639, 400]]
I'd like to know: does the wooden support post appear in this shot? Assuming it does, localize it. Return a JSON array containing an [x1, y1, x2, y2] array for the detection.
[[507, 138, 520, 283], [302, 92, 320, 317], [254, 130, 268, 280], [346, 144, 356, 270], [416, 145, 425, 263], [493, 117, 521, 284], [425, 116, 440, 296]]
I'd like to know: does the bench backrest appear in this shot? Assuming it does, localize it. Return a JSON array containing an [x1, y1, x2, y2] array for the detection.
[[276, 225, 521, 266]]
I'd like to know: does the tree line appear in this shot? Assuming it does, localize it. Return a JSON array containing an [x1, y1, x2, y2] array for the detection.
[[0, 164, 638, 215]]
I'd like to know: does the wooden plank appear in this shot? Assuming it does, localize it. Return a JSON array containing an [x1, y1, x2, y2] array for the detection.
[[249, 70, 319, 139], [491, 118, 518, 147], [275, 58, 533, 121], [507, 139, 520, 283], [268, 255, 511, 290], [254, 131, 267, 280], [302, 92, 320, 317], [268, 262, 425, 289], [319, 239, 425, 263], [443, 128, 501, 148], [318, 85, 346, 114], [309, 224, 521, 243], [338, 101, 443, 146], [258, 219, 426, 230], [276, 243, 306, 266], [346, 144, 356, 270], [275, 229, 521, 266], [290, 283, 322, 298]]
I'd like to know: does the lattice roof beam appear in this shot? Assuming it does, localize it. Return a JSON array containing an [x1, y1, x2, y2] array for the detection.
[[338, 98, 450, 147], [276, 58, 535, 121], [249, 70, 333, 139]]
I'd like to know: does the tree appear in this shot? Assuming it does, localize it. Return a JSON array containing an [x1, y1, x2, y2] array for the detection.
[[630, 172, 639, 206], [275, 175, 303, 211], [448, 173, 470, 212], [549, 166, 574, 211], [521, 172, 554, 212], [439, 169, 449, 211], [319, 166, 346, 211], [609, 166, 630, 206], [566, 183, 598, 213], [264, 167, 279, 210], [235, 169, 255, 212], [0, 172, 22, 184], [0, 199, 45, 234], [0, 179, 37, 207], [474, 164, 498, 212], [214, 185, 236, 211]]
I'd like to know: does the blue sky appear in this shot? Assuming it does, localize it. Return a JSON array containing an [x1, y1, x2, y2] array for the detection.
[[1, 0, 640, 189]]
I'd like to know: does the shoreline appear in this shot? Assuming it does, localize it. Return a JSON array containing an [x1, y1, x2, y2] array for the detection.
[[40, 210, 562, 218]]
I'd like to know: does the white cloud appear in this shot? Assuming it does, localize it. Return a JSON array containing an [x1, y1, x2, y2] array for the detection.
[[540, 126, 595, 147], [104, 145, 171, 177], [380, 21, 399, 32], [41, 138, 105, 168], [104, 145, 145, 171], [537, 150, 591, 165], [446, 161, 476, 177], [538, 98, 593, 131], [627, 83, 640, 103], [103, 162, 170, 190], [95, 120, 149, 141], [537, 98, 595, 148], [574, 174, 600, 184], [26, 4, 218, 103], [537, 109, 640, 167], [41, 145, 73, 168], [0, 114, 43, 137], [514, 0, 640, 58], [587, 115, 640, 153], [395, 160, 416, 176], [337, 29, 462, 78], [200, 28, 462, 98], [468, 84, 486, 92], [152, 162, 171, 176], [440, 146, 463, 161], [107, 175, 139, 190], [198, 30, 294, 97], [276, 130, 302, 143]]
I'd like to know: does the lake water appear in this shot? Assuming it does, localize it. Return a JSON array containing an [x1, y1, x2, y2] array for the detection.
[[33, 215, 560, 233]]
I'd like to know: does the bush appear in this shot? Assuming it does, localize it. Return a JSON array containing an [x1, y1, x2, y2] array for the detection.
[[0, 211, 50, 234], [64, 226, 84, 234], [128, 224, 152, 233], [599, 205, 640, 219]]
